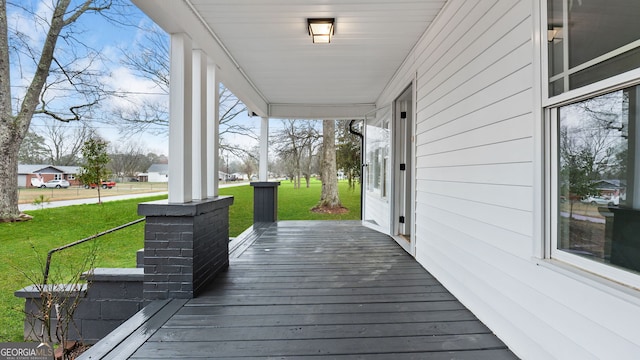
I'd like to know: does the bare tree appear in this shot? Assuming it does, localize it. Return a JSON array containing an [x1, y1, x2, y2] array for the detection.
[[0, 0, 118, 221], [272, 120, 320, 189], [108, 140, 150, 180], [239, 150, 258, 181], [38, 121, 93, 165], [113, 23, 256, 155]]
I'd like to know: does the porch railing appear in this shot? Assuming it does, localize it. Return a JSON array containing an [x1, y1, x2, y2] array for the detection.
[[43, 218, 145, 284]]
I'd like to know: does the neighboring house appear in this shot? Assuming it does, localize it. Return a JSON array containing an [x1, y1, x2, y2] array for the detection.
[[593, 179, 626, 197], [128, 1, 640, 359], [144, 164, 169, 183], [18, 164, 80, 188]]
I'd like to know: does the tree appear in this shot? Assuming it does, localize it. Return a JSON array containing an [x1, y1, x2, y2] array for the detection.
[[336, 119, 361, 190], [19, 122, 93, 166], [113, 23, 256, 156], [18, 131, 49, 164], [316, 119, 342, 209], [238, 148, 258, 180], [77, 137, 110, 204], [272, 119, 320, 189], [146, 152, 168, 165], [39, 121, 93, 165], [108, 141, 150, 180], [0, 0, 115, 221]]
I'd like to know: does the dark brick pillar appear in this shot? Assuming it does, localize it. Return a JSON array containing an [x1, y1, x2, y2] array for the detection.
[[138, 196, 234, 300], [250, 181, 280, 223]]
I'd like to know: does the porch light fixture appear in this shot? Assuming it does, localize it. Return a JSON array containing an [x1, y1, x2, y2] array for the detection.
[[308, 18, 334, 44]]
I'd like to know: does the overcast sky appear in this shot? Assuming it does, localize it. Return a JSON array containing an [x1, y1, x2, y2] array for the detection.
[[9, 0, 260, 158]]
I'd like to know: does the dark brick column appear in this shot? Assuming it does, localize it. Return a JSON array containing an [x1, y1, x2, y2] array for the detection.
[[138, 196, 233, 300]]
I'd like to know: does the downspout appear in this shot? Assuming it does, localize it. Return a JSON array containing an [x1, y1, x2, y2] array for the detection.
[[349, 119, 364, 220]]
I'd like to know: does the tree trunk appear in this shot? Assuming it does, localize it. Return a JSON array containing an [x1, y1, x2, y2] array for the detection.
[[0, 135, 21, 220], [0, 0, 20, 220], [319, 119, 341, 208], [0, 0, 73, 221]]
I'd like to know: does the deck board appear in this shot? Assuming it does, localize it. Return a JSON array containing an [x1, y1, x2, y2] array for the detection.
[[129, 221, 518, 359]]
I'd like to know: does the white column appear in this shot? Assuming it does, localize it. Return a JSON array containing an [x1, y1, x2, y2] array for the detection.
[[192, 49, 208, 200], [207, 63, 220, 197], [259, 116, 269, 181], [168, 33, 193, 203]]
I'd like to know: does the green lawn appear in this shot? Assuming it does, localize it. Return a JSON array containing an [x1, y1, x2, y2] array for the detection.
[[0, 180, 360, 342]]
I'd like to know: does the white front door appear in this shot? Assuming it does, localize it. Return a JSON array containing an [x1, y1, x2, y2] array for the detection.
[[394, 85, 413, 239]]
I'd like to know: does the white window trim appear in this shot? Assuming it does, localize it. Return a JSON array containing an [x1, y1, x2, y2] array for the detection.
[[546, 81, 640, 290], [542, 2, 640, 290], [544, 67, 640, 108]]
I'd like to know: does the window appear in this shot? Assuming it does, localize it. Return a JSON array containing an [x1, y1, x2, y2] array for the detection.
[[548, 0, 640, 96], [54, 174, 62, 180], [67, 175, 75, 181], [554, 86, 640, 276], [547, 0, 640, 286], [365, 107, 390, 198]]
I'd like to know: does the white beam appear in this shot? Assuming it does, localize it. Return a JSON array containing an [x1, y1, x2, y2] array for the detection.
[[259, 117, 269, 181], [168, 33, 193, 203], [268, 103, 376, 120], [208, 62, 220, 197], [192, 49, 208, 200]]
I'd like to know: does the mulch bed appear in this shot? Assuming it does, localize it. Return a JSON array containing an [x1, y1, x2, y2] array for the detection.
[[310, 205, 349, 214]]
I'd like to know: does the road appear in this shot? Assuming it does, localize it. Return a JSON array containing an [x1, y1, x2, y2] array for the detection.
[[18, 181, 251, 212]]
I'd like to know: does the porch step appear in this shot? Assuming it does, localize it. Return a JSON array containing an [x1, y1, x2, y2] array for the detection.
[[228, 222, 271, 258], [77, 299, 187, 360]]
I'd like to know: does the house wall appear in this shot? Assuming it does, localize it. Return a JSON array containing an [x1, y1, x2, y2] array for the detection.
[[378, 0, 640, 359], [147, 172, 169, 183], [23, 174, 81, 188]]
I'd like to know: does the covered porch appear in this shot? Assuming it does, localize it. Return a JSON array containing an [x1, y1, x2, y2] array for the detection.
[[80, 221, 516, 359]]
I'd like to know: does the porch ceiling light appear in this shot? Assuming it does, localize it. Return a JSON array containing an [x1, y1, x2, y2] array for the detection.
[[308, 18, 334, 44]]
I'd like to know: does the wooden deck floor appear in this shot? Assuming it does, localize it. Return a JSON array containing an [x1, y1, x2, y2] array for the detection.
[[107, 221, 518, 359]]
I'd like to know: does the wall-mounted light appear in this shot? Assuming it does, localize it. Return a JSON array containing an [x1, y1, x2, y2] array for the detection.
[[308, 18, 335, 44]]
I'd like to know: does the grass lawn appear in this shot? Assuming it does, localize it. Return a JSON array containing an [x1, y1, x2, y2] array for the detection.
[[0, 179, 360, 342]]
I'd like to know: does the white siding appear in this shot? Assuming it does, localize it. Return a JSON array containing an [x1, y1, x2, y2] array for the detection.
[[380, 0, 640, 359]]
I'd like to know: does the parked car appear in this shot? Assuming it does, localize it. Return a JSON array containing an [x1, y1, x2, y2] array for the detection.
[[84, 180, 116, 189], [40, 179, 70, 189], [581, 195, 617, 206]]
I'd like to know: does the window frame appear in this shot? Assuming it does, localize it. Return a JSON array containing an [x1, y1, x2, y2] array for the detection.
[[543, 1, 640, 288], [547, 99, 640, 289]]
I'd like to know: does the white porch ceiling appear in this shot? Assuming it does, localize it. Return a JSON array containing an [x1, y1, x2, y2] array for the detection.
[[132, 0, 448, 119]]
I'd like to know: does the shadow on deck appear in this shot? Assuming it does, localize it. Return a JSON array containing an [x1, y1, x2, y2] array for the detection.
[[80, 221, 518, 359]]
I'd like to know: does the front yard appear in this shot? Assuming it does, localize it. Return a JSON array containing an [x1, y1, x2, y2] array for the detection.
[[18, 182, 168, 205], [1, 180, 360, 342]]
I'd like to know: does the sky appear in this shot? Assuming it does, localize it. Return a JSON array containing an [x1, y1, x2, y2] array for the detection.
[[8, 0, 260, 158]]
